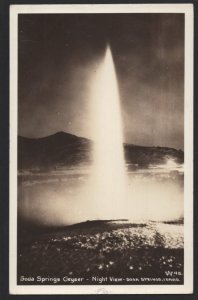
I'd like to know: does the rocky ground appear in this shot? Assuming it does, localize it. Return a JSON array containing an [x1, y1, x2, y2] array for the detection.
[[18, 220, 184, 285]]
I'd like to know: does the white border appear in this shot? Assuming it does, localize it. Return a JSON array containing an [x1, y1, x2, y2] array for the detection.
[[9, 4, 194, 295]]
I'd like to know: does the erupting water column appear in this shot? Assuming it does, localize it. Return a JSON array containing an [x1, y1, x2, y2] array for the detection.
[[91, 45, 127, 219]]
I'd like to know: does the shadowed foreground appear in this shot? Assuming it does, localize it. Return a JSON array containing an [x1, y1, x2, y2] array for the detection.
[[18, 220, 183, 285]]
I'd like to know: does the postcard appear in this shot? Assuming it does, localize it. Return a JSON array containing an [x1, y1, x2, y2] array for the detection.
[[9, 3, 193, 294]]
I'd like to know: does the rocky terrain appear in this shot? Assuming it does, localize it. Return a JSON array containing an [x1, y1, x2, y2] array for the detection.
[[18, 220, 183, 285]]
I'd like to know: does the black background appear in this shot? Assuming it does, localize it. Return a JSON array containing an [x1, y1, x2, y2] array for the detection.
[[0, 0, 197, 299]]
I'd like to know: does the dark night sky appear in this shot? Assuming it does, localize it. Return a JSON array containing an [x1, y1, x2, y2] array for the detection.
[[18, 13, 184, 149]]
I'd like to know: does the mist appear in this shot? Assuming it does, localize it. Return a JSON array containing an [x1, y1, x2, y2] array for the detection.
[[18, 169, 183, 226]]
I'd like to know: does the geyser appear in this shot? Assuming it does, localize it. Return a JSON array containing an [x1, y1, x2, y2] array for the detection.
[[90, 45, 127, 219], [18, 47, 184, 227]]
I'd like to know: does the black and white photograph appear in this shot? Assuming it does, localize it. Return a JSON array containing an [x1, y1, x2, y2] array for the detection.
[[9, 4, 193, 294]]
